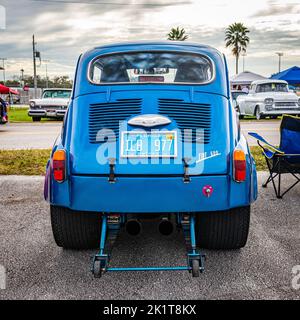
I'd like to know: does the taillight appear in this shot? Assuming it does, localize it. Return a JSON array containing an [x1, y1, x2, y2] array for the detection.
[[233, 150, 246, 182], [53, 150, 66, 182]]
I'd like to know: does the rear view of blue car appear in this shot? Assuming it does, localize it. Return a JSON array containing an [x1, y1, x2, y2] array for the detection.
[[44, 42, 258, 277]]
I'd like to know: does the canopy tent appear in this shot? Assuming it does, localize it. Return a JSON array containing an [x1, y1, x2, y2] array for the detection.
[[230, 71, 267, 89], [270, 66, 300, 86], [0, 84, 19, 95]]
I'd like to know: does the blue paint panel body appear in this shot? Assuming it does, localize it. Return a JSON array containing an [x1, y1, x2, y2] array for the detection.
[[46, 42, 258, 213]]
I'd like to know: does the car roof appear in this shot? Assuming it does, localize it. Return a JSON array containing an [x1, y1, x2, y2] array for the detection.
[[43, 88, 72, 91], [251, 79, 288, 85], [85, 41, 222, 56], [74, 41, 229, 98]]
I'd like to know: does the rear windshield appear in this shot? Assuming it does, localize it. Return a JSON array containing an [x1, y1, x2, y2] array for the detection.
[[89, 51, 213, 84]]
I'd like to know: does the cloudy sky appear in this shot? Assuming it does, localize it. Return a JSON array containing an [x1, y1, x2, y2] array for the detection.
[[0, 0, 299, 80]]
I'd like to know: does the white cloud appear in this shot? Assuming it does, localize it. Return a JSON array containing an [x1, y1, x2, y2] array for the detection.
[[0, 0, 299, 79]]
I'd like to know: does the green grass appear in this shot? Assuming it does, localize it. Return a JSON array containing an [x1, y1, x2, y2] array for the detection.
[[250, 146, 266, 171], [8, 107, 32, 122], [8, 107, 58, 123], [0, 147, 266, 176], [0, 149, 51, 175]]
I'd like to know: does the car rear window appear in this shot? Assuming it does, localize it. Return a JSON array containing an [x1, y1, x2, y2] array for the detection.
[[89, 51, 213, 84]]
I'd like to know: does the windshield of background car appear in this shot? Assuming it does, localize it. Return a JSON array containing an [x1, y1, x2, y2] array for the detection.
[[89, 51, 214, 84], [232, 92, 247, 100], [256, 83, 288, 93], [43, 90, 72, 99]]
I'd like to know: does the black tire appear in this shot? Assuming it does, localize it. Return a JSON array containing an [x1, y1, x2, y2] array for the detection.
[[93, 260, 102, 278], [195, 206, 250, 250], [50, 205, 101, 249], [192, 260, 200, 278], [236, 107, 244, 119], [32, 117, 41, 122], [254, 106, 261, 120]]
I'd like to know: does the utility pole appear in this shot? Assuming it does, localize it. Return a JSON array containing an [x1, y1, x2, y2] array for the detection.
[[20, 68, 24, 87], [275, 52, 283, 73], [32, 35, 38, 98], [20, 68, 24, 81], [0, 58, 7, 84], [43, 60, 50, 88]]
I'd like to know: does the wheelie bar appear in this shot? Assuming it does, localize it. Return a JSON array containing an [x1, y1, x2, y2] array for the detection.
[[92, 214, 205, 278]]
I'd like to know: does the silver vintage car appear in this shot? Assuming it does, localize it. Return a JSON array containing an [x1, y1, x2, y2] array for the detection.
[[28, 88, 72, 121], [236, 80, 300, 120]]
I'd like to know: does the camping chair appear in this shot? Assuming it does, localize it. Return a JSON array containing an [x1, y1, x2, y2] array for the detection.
[[249, 115, 300, 199]]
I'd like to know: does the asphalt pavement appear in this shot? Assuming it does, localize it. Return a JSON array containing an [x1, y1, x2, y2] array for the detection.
[[0, 173, 299, 300], [0, 120, 280, 149]]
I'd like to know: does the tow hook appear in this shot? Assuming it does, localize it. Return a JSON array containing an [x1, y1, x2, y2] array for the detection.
[[108, 158, 116, 183], [183, 158, 191, 184]]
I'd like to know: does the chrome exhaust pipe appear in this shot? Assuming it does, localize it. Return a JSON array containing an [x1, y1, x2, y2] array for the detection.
[[158, 218, 174, 236], [125, 219, 142, 236]]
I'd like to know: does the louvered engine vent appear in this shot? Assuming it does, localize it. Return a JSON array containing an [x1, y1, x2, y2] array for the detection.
[[89, 99, 142, 143], [158, 98, 211, 144]]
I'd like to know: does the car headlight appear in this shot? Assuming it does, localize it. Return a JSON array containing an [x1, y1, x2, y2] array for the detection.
[[264, 98, 274, 105], [30, 101, 36, 108]]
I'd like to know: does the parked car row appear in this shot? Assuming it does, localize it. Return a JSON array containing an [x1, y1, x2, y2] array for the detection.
[[232, 80, 300, 120]]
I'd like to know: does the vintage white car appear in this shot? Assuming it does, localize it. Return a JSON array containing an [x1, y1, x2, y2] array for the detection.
[[236, 80, 300, 120], [28, 88, 72, 121]]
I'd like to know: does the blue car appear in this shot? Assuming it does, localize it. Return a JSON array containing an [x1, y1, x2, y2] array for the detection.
[[45, 42, 257, 277]]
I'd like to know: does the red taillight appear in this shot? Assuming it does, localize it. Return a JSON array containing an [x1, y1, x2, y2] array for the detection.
[[53, 150, 66, 182], [233, 150, 246, 182]]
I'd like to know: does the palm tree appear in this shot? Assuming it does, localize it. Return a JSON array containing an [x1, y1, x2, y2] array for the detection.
[[225, 23, 250, 74], [167, 27, 188, 41]]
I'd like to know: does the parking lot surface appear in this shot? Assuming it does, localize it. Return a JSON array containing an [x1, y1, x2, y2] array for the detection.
[[0, 173, 299, 300]]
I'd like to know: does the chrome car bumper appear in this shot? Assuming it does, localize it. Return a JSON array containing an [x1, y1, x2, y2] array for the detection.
[[262, 106, 300, 115], [28, 109, 67, 118]]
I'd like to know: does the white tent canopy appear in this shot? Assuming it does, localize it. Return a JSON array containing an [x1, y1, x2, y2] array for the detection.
[[230, 71, 267, 88]]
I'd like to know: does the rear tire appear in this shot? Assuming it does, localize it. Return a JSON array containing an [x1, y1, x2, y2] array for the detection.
[[32, 117, 41, 122], [236, 107, 244, 119], [50, 205, 101, 249], [195, 206, 251, 250]]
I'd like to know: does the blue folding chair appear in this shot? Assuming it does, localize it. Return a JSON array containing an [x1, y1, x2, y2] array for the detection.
[[249, 115, 300, 199]]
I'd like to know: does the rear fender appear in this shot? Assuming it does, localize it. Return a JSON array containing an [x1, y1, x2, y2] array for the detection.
[[47, 136, 71, 206]]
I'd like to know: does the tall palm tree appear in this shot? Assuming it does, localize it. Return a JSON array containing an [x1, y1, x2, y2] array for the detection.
[[167, 27, 188, 41], [225, 23, 250, 74]]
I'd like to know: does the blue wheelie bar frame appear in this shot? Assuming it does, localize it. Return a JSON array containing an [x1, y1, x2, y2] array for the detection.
[[92, 213, 205, 277]]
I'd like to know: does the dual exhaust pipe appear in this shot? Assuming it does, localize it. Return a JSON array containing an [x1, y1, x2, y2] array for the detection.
[[125, 218, 174, 237]]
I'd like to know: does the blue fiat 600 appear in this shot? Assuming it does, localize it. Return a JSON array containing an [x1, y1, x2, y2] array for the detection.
[[45, 42, 257, 277]]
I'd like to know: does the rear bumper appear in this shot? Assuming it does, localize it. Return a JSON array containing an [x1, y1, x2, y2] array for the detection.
[[28, 109, 66, 118], [49, 174, 256, 213]]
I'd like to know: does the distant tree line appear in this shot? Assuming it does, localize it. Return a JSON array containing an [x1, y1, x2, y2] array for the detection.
[[0, 75, 73, 88]]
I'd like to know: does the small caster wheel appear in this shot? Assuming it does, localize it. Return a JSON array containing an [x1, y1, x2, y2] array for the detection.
[[93, 260, 102, 278], [262, 184, 268, 188], [192, 260, 200, 278]]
